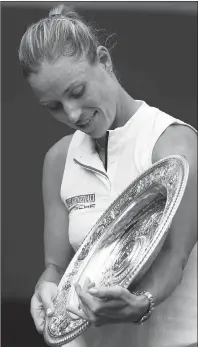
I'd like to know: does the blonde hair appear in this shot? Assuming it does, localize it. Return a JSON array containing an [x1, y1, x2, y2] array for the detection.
[[18, 4, 100, 77]]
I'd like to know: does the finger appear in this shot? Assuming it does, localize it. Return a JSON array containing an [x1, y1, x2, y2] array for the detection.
[[86, 281, 96, 290], [79, 294, 127, 318], [80, 300, 97, 322], [75, 283, 86, 310], [75, 283, 99, 322], [67, 303, 112, 326], [83, 278, 90, 292], [74, 284, 82, 309], [88, 286, 125, 300], [75, 283, 82, 295], [39, 286, 58, 316], [30, 297, 45, 333], [36, 315, 46, 334], [78, 291, 102, 318], [31, 311, 45, 333], [73, 296, 109, 327], [76, 293, 97, 321], [75, 289, 99, 321], [77, 289, 95, 307], [84, 277, 91, 286], [75, 280, 94, 295], [84, 277, 95, 288], [66, 305, 89, 321], [74, 290, 122, 325]]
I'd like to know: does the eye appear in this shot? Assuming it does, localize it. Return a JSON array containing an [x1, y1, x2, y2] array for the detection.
[[71, 85, 85, 99], [47, 102, 62, 112]]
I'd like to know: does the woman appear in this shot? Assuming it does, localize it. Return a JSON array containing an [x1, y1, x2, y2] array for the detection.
[[18, 5, 197, 347]]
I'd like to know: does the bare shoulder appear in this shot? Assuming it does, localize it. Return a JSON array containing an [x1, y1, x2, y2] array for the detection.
[[45, 134, 73, 165], [152, 124, 197, 165], [43, 134, 73, 187]]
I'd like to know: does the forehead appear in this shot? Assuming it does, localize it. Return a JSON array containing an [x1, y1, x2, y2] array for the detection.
[[28, 56, 92, 97]]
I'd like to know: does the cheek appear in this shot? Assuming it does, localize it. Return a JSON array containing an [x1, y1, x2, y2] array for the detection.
[[85, 83, 103, 106], [97, 79, 117, 109], [86, 84, 114, 110]]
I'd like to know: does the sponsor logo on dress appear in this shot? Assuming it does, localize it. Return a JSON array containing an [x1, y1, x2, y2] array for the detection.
[[66, 194, 96, 212]]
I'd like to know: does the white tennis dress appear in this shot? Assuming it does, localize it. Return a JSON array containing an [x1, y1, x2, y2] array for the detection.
[[60, 101, 197, 347]]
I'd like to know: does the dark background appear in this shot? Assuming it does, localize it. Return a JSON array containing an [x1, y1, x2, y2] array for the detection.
[[1, 2, 197, 346]]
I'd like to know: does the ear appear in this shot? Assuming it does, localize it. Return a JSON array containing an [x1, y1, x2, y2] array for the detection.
[[96, 46, 112, 73]]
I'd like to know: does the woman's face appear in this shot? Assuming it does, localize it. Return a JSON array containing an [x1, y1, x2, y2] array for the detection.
[[28, 50, 119, 138]]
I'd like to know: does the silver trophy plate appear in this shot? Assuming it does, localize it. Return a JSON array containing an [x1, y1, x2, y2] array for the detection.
[[44, 155, 189, 346]]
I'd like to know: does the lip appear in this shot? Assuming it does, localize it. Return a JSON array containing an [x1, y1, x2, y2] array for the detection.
[[77, 111, 97, 129]]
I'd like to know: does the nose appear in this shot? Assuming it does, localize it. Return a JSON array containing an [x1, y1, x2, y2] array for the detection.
[[62, 102, 82, 124]]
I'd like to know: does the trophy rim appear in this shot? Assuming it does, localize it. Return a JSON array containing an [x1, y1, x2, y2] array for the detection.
[[43, 154, 189, 346]]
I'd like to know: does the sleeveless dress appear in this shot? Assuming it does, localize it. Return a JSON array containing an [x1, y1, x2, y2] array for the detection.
[[60, 101, 197, 347]]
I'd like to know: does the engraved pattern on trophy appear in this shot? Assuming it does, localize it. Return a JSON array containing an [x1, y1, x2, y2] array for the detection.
[[43, 155, 189, 346]]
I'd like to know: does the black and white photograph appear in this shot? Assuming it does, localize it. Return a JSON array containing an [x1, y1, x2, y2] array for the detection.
[[1, 2, 197, 347]]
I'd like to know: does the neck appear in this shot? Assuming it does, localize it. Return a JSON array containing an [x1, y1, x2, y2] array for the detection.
[[96, 88, 142, 149], [112, 87, 142, 129]]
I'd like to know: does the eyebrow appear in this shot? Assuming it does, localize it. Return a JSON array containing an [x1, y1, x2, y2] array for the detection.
[[40, 82, 84, 105]]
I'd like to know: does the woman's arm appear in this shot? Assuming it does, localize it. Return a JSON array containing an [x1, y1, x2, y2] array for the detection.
[[31, 135, 74, 333], [135, 124, 197, 306], [36, 134, 74, 288]]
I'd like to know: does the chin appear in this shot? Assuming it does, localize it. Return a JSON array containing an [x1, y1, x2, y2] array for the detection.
[[83, 116, 109, 138]]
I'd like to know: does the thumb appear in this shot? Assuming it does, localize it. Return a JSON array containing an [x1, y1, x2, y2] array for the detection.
[[39, 283, 58, 316]]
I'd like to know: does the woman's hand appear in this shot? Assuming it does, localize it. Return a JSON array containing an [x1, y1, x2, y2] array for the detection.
[[30, 281, 58, 333], [66, 278, 149, 326]]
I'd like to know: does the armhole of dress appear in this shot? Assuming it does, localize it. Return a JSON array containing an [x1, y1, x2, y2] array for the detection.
[[149, 116, 197, 166], [60, 131, 83, 205]]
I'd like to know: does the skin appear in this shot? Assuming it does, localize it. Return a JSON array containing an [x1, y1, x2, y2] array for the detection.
[[29, 47, 142, 147], [29, 46, 197, 331]]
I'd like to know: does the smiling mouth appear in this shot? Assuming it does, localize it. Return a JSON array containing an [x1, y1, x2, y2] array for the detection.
[[76, 111, 97, 128]]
